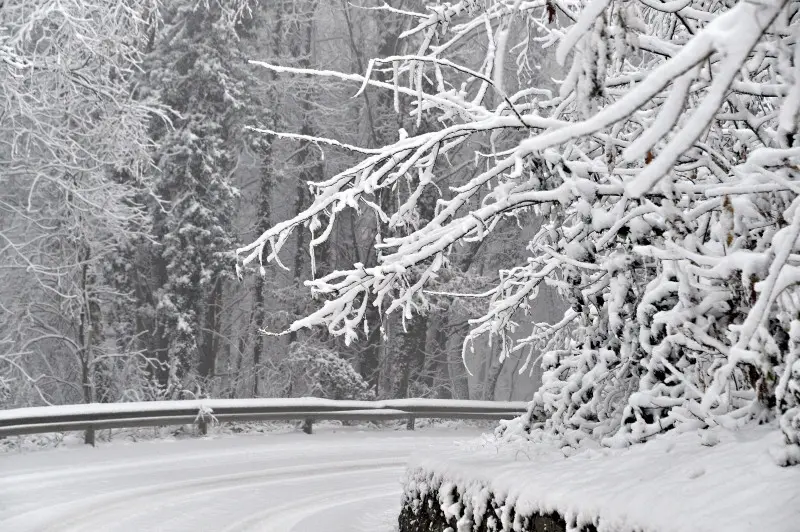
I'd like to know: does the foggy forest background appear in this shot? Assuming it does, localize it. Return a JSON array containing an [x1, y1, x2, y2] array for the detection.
[[0, 0, 560, 410]]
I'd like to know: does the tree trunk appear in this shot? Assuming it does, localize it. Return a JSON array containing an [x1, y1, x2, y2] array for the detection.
[[394, 315, 428, 398], [287, 1, 322, 346], [424, 316, 451, 398], [249, 0, 282, 396], [446, 321, 471, 400], [197, 278, 222, 380], [230, 335, 245, 399], [359, 312, 383, 393], [149, 211, 172, 391], [78, 243, 96, 445], [251, 277, 265, 397], [484, 356, 505, 401]]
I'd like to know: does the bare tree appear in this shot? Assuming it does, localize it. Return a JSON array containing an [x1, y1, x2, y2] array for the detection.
[[0, 0, 160, 415]]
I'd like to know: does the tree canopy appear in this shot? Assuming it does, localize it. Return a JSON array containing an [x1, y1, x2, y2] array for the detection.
[[240, 0, 800, 463]]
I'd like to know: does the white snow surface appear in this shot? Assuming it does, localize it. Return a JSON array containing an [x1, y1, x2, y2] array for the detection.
[[0, 426, 482, 532], [405, 424, 800, 532]]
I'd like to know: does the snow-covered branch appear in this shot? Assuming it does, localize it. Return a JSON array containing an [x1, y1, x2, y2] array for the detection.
[[241, 0, 800, 462]]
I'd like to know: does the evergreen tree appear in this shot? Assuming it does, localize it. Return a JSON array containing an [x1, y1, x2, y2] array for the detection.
[[130, 1, 262, 396]]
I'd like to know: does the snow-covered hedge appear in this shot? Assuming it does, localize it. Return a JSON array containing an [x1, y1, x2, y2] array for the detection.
[[399, 476, 571, 532], [399, 425, 800, 532]]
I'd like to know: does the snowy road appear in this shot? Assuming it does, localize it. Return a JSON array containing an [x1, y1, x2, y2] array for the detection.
[[0, 427, 481, 531]]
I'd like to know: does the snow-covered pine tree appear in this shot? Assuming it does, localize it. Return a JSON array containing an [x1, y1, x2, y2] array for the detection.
[[128, 0, 263, 397]]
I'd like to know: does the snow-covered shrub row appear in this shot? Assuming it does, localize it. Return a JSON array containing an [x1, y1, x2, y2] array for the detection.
[[399, 466, 579, 532], [399, 423, 800, 532], [239, 0, 800, 462]]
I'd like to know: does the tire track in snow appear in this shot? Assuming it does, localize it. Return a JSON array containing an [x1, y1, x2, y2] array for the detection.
[[0, 429, 482, 531], [217, 484, 399, 531], [3, 458, 404, 531], [0, 436, 420, 491]]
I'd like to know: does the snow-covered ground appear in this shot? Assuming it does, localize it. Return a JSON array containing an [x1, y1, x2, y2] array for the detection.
[[0, 426, 482, 532], [405, 424, 800, 532]]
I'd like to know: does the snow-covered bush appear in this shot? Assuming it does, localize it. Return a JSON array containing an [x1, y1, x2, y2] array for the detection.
[[240, 0, 800, 463], [281, 343, 375, 401]]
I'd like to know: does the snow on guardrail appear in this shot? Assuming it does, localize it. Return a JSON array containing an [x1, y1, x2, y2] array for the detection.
[[0, 398, 528, 421], [0, 398, 529, 439]]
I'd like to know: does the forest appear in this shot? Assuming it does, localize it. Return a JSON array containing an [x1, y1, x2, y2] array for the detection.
[[2, 0, 800, 464], [0, 0, 551, 413]]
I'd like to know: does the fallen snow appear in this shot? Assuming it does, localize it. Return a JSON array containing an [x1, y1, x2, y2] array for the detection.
[[0, 426, 483, 532], [405, 424, 800, 531]]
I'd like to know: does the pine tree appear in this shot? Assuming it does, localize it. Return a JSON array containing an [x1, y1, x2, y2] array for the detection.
[[129, 1, 262, 396]]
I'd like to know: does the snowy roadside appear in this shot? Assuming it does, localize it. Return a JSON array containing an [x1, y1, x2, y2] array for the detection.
[[0, 418, 495, 455], [1, 429, 485, 532], [402, 423, 800, 532]]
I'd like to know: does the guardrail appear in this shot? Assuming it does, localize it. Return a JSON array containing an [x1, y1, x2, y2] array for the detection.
[[0, 398, 529, 444]]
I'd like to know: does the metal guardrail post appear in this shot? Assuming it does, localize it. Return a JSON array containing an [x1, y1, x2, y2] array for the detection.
[[302, 417, 313, 435], [84, 426, 95, 446], [406, 416, 415, 431]]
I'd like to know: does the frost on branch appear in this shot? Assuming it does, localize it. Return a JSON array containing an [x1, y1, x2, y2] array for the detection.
[[239, 0, 800, 462], [0, 0, 160, 407]]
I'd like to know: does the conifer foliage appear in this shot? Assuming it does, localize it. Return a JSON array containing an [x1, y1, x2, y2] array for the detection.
[[133, 0, 261, 396], [240, 0, 800, 463]]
